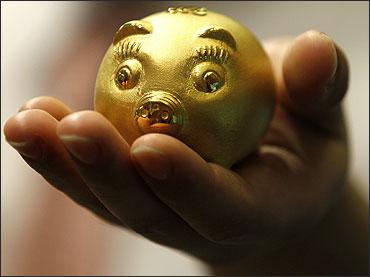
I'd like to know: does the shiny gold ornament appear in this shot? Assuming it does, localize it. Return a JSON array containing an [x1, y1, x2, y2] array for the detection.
[[95, 6, 276, 167]]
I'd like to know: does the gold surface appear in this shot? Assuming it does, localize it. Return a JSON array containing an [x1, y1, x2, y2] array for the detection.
[[95, 6, 276, 167]]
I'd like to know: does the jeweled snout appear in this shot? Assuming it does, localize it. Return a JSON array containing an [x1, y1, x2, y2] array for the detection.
[[135, 92, 184, 135]]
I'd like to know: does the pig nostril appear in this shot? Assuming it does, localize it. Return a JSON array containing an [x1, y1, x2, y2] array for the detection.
[[139, 108, 149, 118], [160, 111, 170, 121]]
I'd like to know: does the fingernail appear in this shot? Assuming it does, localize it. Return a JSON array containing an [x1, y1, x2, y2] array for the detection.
[[7, 140, 44, 160], [319, 32, 338, 82], [59, 134, 100, 164], [131, 145, 170, 180], [318, 32, 339, 103]]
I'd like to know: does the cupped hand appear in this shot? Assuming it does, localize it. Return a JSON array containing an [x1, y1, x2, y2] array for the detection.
[[4, 30, 349, 264]]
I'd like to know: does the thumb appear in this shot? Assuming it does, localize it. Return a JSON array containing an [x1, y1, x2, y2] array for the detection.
[[282, 30, 349, 111]]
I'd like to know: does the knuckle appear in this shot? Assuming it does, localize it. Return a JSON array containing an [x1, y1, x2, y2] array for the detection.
[[18, 97, 40, 111]]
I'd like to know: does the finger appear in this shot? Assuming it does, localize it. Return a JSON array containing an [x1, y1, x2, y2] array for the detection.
[[56, 111, 200, 245], [130, 133, 263, 245], [56, 113, 258, 260], [3, 109, 120, 224], [282, 30, 349, 110], [130, 132, 346, 246], [264, 30, 349, 135], [19, 96, 73, 120]]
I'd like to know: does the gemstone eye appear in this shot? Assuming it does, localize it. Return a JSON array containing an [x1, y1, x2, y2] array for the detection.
[[194, 70, 223, 93], [115, 60, 142, 90], [116, 66, 131, 88], [191, 63, 225, 94], [204, 71, 222, 92]]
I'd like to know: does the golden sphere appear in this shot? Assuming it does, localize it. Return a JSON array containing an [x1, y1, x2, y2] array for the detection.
[[95, 7, 276, 168]]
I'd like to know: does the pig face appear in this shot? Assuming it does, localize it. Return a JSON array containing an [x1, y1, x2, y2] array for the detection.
[[95, 7, 275, 167]]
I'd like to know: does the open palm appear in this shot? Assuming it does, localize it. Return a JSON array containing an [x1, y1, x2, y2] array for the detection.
[[4, 30, 348, 264]]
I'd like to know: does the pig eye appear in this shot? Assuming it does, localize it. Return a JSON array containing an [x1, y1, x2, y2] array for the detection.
[[115, 59, 142, 89], [195, 70, 224, 93], [116, 66, 131, 88], [203, 71, 223, 92]]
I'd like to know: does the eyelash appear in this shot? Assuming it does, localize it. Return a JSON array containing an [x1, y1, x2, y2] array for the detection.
[[114, 40, 142, 61], [195, 45, 229, 63], [114, 41, 229, 64]]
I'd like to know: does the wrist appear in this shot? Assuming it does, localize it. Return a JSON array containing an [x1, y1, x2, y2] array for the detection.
[[208, 182, 368, 275]]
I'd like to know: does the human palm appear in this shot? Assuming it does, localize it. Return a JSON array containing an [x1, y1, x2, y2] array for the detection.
[[4, 30, 348, 264]]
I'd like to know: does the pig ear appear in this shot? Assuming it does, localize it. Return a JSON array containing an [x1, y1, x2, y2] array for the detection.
[[113, 20, 153, 45]]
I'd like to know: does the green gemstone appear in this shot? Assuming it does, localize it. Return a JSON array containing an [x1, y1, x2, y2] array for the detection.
[[209, 82, 220, 92]]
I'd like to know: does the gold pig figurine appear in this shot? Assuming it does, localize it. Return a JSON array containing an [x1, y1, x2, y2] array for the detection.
[[95, 7, 276, 168]]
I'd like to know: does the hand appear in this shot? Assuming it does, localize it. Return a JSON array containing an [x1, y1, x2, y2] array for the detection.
[[4, 30, 349, 265]]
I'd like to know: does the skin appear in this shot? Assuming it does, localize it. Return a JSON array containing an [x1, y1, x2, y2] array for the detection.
[[4, 30, 366, 274]]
